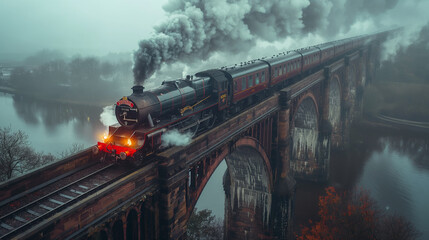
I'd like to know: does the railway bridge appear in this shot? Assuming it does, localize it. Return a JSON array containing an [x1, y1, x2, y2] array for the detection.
[[0, 39, 381, 239]]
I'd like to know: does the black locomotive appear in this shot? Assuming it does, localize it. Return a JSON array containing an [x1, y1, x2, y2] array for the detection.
[[96, 31, 389, 162]]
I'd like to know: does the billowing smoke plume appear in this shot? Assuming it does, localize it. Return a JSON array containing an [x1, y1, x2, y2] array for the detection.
[[161, 129, 192, 147], [134, 0, 429, 85]]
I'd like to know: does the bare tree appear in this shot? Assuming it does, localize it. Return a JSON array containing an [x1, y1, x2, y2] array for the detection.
[[0, 126, 33, 181], [0, 127, 56, 181]]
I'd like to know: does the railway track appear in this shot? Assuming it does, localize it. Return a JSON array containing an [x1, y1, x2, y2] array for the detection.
[[0, 147, 97, 203], [0, 163, 132, 239]]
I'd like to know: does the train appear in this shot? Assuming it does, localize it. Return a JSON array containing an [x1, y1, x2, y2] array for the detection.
[[95, 31, 389, 163]]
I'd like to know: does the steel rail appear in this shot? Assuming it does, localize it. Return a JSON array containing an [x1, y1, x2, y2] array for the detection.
[[0, 163, 130, 239], [0, 161, 98, 209]]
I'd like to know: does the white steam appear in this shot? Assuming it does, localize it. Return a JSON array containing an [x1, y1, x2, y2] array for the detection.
[[99, 105, 117, 127], [182, 64, 190, 79], [161, 129, 192, 147]]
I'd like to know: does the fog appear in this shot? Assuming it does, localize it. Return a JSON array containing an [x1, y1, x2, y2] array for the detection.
[[0, 0, 168, 61], [1, 0, 429, 91]]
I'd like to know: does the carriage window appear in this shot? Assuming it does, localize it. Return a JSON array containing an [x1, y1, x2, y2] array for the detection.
[[234, 81, 238, 92], [255, 73, 260, 84], [287, 63, 290, 72], [283, 65, 286, 74], [261, 71, 265, 82], [241, 77, 246, 90], [274, 67, 277, 77], [248, 75, 253, 87]]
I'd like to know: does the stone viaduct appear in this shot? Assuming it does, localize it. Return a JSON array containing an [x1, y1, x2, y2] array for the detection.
[[8, 39, 382, 239]]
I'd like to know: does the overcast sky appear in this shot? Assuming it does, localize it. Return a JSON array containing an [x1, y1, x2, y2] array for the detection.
[[0, 0, 168, 59], [1, 0, 428, 65]]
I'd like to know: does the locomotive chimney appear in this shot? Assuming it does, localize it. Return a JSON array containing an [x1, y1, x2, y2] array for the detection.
[[132, 85, 144, 94]]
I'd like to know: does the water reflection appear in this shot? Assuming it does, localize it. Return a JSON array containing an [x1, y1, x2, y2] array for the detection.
[[12, 94, 103, 131], [0, 93, 107, 153], [296, 126, 429, 240]]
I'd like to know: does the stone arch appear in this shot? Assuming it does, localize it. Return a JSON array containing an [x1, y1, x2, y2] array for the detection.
[[328, 75, 342, 132], [112, 219, 124, 240], [222, 138, 274, 239], [188, 136, 273, 215], [126, 209, 138, 240], [224, 145, 272, 224], [232, 137, 274, 192], [186, 136, 273, 240], [292, 95, 319, 162]]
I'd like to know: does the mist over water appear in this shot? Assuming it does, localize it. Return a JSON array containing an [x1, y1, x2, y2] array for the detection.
[[294, 127, 429, 240]]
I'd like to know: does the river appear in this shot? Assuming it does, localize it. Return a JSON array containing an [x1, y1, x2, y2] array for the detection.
[[1, 92, 428, 239], [0, 92, 107, 154], [295, 126, 429, 239]]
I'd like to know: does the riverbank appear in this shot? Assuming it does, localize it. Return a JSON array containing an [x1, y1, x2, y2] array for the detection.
[[358, 114, 429, 136], [0, 85, 114, 107], [0, 86, 15, 94], [363, 81, 429, 122]]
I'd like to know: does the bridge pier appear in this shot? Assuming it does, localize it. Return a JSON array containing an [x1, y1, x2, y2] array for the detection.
[[271, 89, 297, 239], [159, 168, 188, 239]]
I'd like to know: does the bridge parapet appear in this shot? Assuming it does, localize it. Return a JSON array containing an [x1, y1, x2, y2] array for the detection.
[[0, 148, 97, 203]]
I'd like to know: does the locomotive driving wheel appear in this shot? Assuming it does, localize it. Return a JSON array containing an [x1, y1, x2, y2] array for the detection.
[[179, 113, 200, 137], [202, 109, 216, 130]]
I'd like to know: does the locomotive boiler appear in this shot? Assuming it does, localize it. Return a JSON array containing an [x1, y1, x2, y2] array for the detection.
[[97, 71, 227, 161]]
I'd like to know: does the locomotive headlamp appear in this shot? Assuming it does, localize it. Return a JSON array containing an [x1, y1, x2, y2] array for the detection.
[[103, 133, 109, 142], [127, 139, 132, 146]]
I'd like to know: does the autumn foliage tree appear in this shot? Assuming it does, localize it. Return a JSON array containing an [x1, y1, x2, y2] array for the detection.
[[297, 186, 419, 240]]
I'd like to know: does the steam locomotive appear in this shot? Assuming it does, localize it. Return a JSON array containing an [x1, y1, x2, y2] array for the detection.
[[96, 31, 387, 162]]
